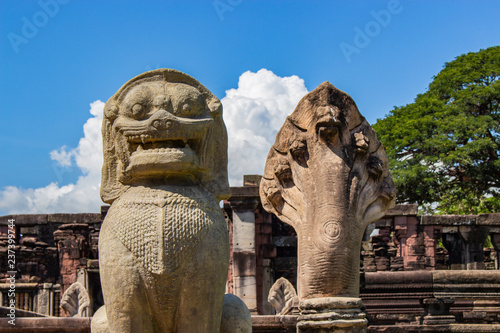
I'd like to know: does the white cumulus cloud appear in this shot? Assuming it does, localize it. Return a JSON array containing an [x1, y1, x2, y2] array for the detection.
[[0, 101, 104, 214], [222, 69, 308, 185], [0, 69, 308, 214]]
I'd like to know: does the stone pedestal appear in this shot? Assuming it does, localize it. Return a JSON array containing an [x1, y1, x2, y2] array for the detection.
[[297, 298, 367, 333], [421, 297, 455, 325]]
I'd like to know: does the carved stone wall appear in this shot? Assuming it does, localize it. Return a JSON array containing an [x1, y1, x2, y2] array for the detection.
[[0, 213, 102, 316], [1, 190, 499, 325]]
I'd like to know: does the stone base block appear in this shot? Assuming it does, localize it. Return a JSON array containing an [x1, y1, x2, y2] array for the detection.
[[422, 314, 456, 325], [297, 297, 367, 333]]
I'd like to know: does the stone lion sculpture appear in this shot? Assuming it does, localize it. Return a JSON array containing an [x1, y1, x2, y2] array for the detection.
[[260, 82, 396, 332], [95, 69, 231, 332]]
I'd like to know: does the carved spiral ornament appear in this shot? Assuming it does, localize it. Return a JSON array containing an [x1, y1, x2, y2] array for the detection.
[[323, 221, 342, 241]]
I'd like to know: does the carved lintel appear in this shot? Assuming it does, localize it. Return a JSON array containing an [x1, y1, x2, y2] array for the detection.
[[228, 197, 259, 212]]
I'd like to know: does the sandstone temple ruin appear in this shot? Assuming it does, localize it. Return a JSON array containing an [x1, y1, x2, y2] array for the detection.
[[1, 70, 499, 332], [1, 190, 500, 332]]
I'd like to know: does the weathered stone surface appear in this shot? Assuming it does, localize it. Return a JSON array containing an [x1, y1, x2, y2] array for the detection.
[[0, 214, 48, 225], [298, 297, 368, 333], [220, 293, 252, 333], [268, 277, 299, 315], [0, 317, 91, 332], [61, 282, 90, 317], [96, 69, 231, 332], [91, 306, 110, 333], [421, 213, 500, 227], [384, 204, 418, 216], [421, 215, 477, 226], [260, 82, 395, 331], [48, 214, 101, 224]]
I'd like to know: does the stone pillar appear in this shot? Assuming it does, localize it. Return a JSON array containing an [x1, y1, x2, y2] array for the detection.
[[394, 216, 424, 270], [458, 226, 489, 270], [255, 204, 277, 315], [53, 223, 90, 300], [423, 226, 440, 269], [36, 283, 52, 316], [228, 194, 259, 313], [261, 259, 275, 315], [491, 233, 500, 270], [394, 216, 408, 260]]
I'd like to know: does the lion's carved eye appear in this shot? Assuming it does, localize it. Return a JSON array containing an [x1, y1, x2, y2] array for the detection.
[[131, 103, 145, 118]]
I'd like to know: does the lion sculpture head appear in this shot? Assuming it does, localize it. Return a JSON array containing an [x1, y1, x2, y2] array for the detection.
[[101, 69, 230, 203]]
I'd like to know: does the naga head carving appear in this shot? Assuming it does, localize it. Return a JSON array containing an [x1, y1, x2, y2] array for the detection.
[[101, 69, 230, 203], [260, 81, 395, 235], [260, 82, 395, 299]]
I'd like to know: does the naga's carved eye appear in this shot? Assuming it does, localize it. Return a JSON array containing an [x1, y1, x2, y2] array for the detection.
[[317, 124, 339, 144], [367, 156, 384, 179], [290, 139, 308, 165], [274, 159, 293, 185]]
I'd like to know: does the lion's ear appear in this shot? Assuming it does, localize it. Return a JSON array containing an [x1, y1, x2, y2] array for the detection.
[[100, 104, 128, 204], [203, 101, 230, 201]]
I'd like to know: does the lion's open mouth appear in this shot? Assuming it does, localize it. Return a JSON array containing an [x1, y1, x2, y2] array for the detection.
[[125, 131, 203, 157], [128, 136, 201, 156], [120, 132, 204, 177]]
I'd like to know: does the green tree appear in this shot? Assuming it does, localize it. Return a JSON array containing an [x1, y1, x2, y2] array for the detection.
[[373, 46, 500, 214]]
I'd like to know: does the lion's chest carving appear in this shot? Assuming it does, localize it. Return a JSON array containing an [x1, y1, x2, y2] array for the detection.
[[105, 187, 225, 275]]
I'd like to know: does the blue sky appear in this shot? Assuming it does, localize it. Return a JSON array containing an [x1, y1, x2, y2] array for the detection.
[[1, 0, 499, 215]]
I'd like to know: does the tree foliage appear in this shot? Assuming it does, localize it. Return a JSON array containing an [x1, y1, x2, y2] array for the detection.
[[373, 46, 500, 214]]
